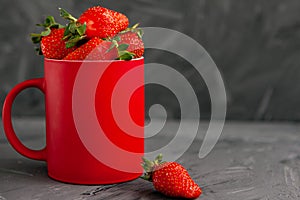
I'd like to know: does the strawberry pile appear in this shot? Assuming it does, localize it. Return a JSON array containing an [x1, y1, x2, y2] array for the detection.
[[142, 154, 202, 199], [31, 6, 144, 60]]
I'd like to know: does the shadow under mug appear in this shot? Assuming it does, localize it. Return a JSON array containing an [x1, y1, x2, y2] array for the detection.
[[2, 58, 144, 184]]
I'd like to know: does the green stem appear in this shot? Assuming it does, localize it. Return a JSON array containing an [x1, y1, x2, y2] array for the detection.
[[59, 8, 77, 22]]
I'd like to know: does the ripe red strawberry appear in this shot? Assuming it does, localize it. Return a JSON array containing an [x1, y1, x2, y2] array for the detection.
[[77, 6, 129, 38], [63, 37, 118, 60], [105, 25, 144, 60], [141, 154, 202, 199], [118, 31, 144, 58], [40, 28, 76, 59], [30, 16, 76, 59]]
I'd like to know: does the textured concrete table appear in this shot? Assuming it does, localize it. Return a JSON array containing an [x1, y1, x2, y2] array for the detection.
[[1, 118, 300, 200]]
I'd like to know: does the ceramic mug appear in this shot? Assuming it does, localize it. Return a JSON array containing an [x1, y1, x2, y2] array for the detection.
[[2, 58, 144, 184]]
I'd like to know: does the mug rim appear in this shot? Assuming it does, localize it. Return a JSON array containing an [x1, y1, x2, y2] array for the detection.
[[44, 57, 144, 63]]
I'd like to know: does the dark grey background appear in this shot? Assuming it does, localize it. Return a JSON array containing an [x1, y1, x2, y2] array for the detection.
[[1, 0, 300, 121]]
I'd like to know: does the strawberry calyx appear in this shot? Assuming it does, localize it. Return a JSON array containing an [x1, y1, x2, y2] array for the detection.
[[30, 16, 64, 54], [120, 23, 144, 39], [59, 8, 87, 48], [30, 16, 64, 43], [107, 37, 135, 61], [141, 154, 165, 181], [107, 24, 144, 60]]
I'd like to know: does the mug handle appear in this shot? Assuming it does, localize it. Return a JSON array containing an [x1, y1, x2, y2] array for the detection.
[[2, 78, 47, 161]]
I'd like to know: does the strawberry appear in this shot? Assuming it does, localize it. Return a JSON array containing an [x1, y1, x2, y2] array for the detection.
[[30, 16, 76, 59], [59, 6, 129, 40], [40, 28, 76, 59], [77, 6, 129, 38], [118, 31, 144, 58], [105, 24, 144, 60], [141, 154, 202, 199], [63, 37, 118, 60]]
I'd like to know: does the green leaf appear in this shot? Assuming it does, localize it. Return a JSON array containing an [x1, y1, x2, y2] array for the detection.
[[113, 35, 121, 42], [30, 33, 42, 43], [155, 154, 163, 164], [41, 28, 51, 36], [140, 173, 152, 181], [58, 24, 65, 29], [65, 35, 86, 48], [118, 51, 134, 60], [68, 23, 77, 33], [31, 37, 41, 44], [141, 164, 150, 172], [45, 16, 56, 26], [65, 42, 76, 48], [59, 7, 77, 22], [106, 43, 117, 53], [132, 23, 139, 29], [64, 24, 71, 37], [112, 40, 119, 47], [50, 24, 59, 29], [137, 29, 144, 38], [118, 43, 129, 51], [34, 47, 42, 55], [142, 157, 152, 167], [66, 42, 76, 49], [62, 19, 86, 47], [37, 16, 63, 29], [76, 23, 86, 36]]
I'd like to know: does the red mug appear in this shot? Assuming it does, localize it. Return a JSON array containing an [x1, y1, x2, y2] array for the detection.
[[2, 58, 144, 184]]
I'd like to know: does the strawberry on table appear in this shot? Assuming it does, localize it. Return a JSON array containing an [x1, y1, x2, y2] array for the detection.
[[141, 154, 202, 199]]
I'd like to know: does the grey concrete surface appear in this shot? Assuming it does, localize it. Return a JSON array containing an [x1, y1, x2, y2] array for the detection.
[[1, 118, 300, 199], [1, 0, 300, 120]]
